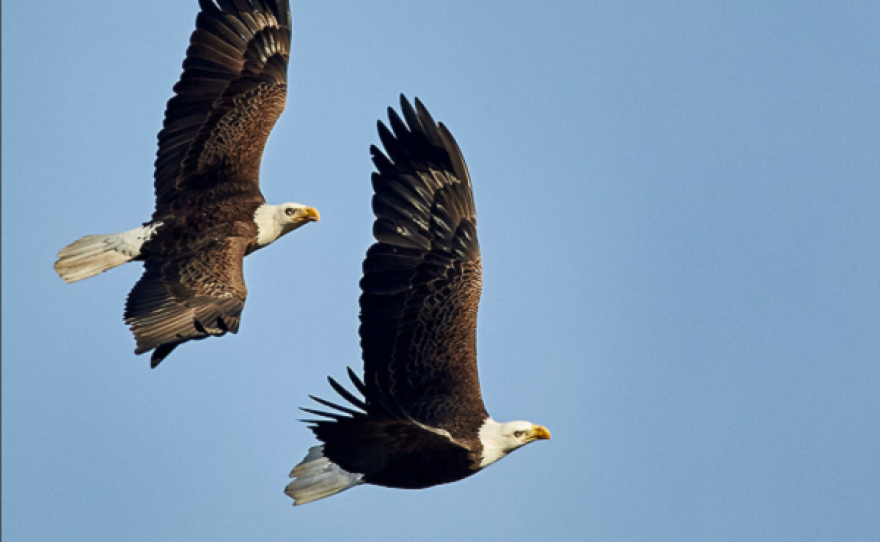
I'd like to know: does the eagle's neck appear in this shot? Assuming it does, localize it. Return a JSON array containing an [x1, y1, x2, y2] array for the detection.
[[477, 417, 510, 468], [253, 204, 285, 247]]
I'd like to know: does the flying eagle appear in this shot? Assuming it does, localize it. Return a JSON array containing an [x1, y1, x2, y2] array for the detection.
[[284, 96, 550, 505], [54, 0, 318, 367]]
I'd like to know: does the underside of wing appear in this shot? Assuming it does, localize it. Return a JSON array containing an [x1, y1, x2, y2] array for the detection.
[[124, 237, 249, 367], [359, 96, 487, 433], [153, 0, 291, 216]]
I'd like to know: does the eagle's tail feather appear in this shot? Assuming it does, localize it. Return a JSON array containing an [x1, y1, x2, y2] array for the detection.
[[54, 225, 159, 283], [285, 446, 363, 506]]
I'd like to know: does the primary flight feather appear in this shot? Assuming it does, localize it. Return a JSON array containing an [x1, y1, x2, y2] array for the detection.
[[285, 96, 549, 505], [54, 0, 318, 367]]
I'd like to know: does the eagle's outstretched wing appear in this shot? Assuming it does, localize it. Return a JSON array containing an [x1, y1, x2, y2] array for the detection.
[[359, 96, 487, 436], [152, 0, 291, 217]]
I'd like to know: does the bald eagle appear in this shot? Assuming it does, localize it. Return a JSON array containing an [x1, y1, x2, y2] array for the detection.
[[284, 96, 550, 505], [54, 0, 318, 367]]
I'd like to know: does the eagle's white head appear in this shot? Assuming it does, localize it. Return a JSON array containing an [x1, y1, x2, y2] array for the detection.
[[254, 202, 320, 246], [477, 418, 551, 468]]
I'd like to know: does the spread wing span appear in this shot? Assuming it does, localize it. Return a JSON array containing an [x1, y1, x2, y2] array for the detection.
[[359, 95, 487, 435], [153, 0, 291, 217]]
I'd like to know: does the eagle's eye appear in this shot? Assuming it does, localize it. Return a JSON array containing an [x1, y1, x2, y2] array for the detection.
[[285, 208, 296, 217], [513, 430, 524, 438]]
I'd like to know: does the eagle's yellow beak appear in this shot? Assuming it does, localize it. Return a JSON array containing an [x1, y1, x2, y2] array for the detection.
[[302, 207, 320, 222], [529, 425, 551, 441]]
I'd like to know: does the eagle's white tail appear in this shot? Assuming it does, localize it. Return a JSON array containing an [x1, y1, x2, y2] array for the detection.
[[285, 446, 363, 506], [54, 224, 160, 283]]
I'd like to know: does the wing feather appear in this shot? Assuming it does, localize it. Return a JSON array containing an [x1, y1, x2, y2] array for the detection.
[[359, 96, 487, 437], [124, 237, 249, 367], [152, 0, 291, 217]]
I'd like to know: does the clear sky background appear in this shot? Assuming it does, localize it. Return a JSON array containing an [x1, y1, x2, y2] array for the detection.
[[3, 1, 880, 540]]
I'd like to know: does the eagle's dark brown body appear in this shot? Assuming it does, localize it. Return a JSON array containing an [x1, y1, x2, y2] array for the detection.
[[126, 197, 264, 364]]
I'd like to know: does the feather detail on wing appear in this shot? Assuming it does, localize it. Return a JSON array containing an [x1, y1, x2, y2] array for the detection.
[[359, 96, 487, 436], [153, 0, 291, 216], [124, 237, 249, 367]]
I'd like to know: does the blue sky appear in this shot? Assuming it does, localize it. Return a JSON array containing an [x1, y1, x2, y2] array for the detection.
[[3, 1, 880, 540]]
